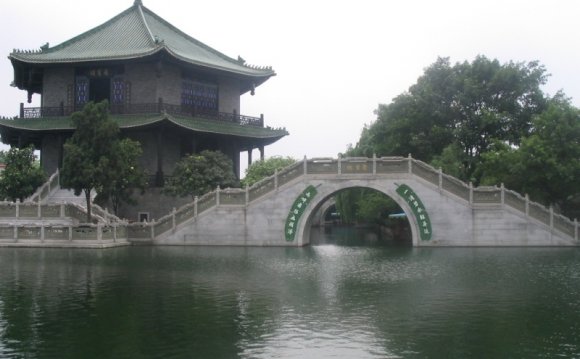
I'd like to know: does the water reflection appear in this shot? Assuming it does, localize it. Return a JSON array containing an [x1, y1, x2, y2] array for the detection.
[[0, 236, 579, 358]]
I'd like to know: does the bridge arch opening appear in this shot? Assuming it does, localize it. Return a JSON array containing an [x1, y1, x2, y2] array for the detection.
[[301, 186, 414, 247]]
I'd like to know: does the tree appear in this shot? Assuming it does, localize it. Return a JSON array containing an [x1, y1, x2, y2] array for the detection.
[[479, 96, 580, 216], [335, 188, 401, 225], [61, 101, 145, 221], [350, 56, 549, 183], [241, 156, 296, 187], [0, 146, 45, 202], [164, 150, 238, 199], [95, 138, 147, 215], [0, 150, 8, 164]]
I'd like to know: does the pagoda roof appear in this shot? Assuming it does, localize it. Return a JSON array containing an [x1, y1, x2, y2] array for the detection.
[[0, 114, 288, 146], [9, 0, 275, 80]]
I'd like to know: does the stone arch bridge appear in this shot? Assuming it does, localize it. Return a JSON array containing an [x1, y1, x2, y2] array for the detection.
[[145, 156, 578, 247]]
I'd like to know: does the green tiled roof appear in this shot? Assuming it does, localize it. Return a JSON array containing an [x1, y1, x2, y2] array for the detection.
[[9, 2, 274, 78], [0, 114, 288, 141]]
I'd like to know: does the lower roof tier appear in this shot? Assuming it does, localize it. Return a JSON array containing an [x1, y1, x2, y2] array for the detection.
[[0, 113, 288, 149]]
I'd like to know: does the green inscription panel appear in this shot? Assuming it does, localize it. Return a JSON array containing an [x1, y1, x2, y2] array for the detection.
[[285, 185, 318, 242], [396, 184, 432, 241]]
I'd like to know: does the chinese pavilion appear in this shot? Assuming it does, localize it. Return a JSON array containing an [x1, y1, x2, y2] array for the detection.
[[0, 0, 287, 220]]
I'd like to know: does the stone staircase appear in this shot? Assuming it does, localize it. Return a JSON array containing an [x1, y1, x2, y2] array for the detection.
[[46, 188, 96, 206]]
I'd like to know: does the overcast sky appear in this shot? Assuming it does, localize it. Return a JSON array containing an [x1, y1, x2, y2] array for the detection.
[[1, 0, 579, 170]]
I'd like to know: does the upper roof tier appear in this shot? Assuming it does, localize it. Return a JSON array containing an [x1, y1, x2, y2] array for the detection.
[[10, 0, 275, 79]]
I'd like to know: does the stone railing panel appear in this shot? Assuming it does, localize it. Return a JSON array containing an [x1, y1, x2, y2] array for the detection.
[[553, 215, 575, 238], [473, 187, 501, 204], [0, 226, 14, 239], [72, 226, 98, 240], [45, 226, 70, 240], [0, 204, 16, 217], [116, 226, 128, 240], [154, 217, 172, 236], [102, 226, 115, 240], [504, 190, 526, 212], [376, 158, 407, 174], [197, 193, 217, 215], [249, 178, 275, 202], [528, 202, 550, 226], [441, 176, 470, 201], [277, 162, 303, 187], [175, 204, 195, 226], [128, 224, 150, 239], [307, 159, 338, 174], [412, 161, 439, 186], [19, 205, 38, 217], [220, 189, 245, 205], [17, 226, 41, 240], [41, 205, 61, 218], [341, 159, 372, 174]]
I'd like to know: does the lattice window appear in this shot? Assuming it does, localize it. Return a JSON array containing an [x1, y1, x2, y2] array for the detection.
[[193, 82, 218, 111], [181, 81, 194, 106], [112, 77, 125, 104], [182, 80, 218, 111], [75, 77, 89, 107]]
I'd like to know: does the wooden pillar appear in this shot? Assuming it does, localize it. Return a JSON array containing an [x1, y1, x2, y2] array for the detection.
[[259, 146, 264, 161], [248, 149, 253, 167]]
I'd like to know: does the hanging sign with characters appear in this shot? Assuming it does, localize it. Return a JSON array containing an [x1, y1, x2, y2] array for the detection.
[[396, 184, 432, 241], [285, 185, 318, 242]]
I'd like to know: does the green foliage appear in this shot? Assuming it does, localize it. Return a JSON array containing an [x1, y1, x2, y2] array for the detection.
[[335, 188, 402, 225], [61, 101, 145, 220], [95, 138, 147, 215], [164, 150, 239, 199], [241, 156, 296, 187], [479, 97, 580, 214], [350, 56, 549, 183], [0, 150, 8, 164], [0, 146, 45, 202]]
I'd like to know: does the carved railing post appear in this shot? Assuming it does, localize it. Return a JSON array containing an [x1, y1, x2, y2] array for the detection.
[[372, 153, 377, 175], [337, 157, 342, 175], [438, 168, 443, 192], [407, 154, 412, 174], [41, 224, 45, 243], [469, 182, 473, 205], [245, 186, 249, 206], [500, 183, 505, 205], [525, 194, 530, 216], [216, 186, 221, 206], [303, 156, 308, 175], [194, 196, 198, 217], [274, 169, 279, 190]]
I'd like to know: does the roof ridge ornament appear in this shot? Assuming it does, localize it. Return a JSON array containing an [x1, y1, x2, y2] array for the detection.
[[134, 0, 142, 6]]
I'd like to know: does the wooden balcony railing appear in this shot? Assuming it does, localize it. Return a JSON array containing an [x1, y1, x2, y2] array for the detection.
[[19, 101, 264, 127]]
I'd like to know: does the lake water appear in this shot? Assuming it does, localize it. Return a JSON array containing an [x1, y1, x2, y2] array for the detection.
[[0, 227, 579, 358]]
